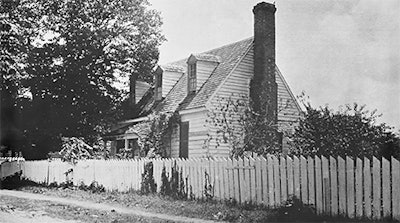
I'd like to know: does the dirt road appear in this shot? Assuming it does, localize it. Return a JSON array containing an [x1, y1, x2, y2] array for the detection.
[[0, 190, 217, 223], [0, 209, 80, 223]]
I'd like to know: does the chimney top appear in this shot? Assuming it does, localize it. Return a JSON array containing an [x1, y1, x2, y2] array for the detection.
[[253, 2, 276, 14]]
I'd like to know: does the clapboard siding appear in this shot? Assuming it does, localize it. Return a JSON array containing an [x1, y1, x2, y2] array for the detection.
[[196, 61, 218, 92], [206, 45, 301, 156], [180, 110, 208, 158], [275, 69, 301, 129], [162, 71, 183, 98], [207, 47, 254, 156]]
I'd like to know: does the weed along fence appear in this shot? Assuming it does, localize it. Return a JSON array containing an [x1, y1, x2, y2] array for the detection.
[[3, 155, 400, 220]]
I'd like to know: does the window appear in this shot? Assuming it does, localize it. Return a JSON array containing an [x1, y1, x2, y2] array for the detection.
[[188, 63, 196, 93]]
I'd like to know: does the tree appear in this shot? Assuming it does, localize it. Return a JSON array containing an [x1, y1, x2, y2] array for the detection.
[[289, 98, 400, 159], [4, 0, 165, 159], [1, 0, 42, 154]]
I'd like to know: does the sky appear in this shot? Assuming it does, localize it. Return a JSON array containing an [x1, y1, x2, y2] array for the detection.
[[148, 0, 400, 131]]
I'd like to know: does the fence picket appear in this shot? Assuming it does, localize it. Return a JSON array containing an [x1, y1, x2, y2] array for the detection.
[[249, 157, 257, 203], [188, 159, 195, 198], [355, 158, 363, 218], [232, 159, 240, 203], [300, 155, 308, 204], [261, 157, 268, 205], [307, 156, 315, 205], [346, 156, 355, 218], [392, 157, 400, 220], [322, 156, 330, 214], [364, 157, 372, 218], [255, 157, 263, 204], [219, 158, 226, 200], [338, 156, 346, 216], [315, 156, 323, 214], [273, 155, 281, 206], [267, 155, 275, 207], [382, 157, 390, 218], [372, 156, 381, 220], [214, 158, 220, 200], [225, 158, 233, 201], [221, 158, 233, 200], [242, 158, 250, 203], [209, 158, 217, 199], [192, 159, 199, 198], [287, 156, 294, 197], [293, 156, 300, 199], [280, 156, 287, 203], [238, 158, 246, 203], [329, 156, 338, 216]]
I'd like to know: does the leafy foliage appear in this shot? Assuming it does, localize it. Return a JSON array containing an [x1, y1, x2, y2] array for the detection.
[[59, 137, 95, 163], [289, 96, 400, 159], [159, 161, 188, 199], [128, 112, 179, 158], [1, 0, 165, 159], [58, 137, 109, 163], [140, 161, 157, 194], [0, 0, 42, 153]]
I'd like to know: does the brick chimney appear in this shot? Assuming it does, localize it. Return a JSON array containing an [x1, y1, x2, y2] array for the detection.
[[250, 2, 277, 124]]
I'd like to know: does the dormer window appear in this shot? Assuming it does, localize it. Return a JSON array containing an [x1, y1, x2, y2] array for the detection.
[[188, 63, 196, 93], [186, 53, 219, 94]]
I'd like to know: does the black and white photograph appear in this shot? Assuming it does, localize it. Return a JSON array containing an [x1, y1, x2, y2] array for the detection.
[[0, 0, 399, 222]]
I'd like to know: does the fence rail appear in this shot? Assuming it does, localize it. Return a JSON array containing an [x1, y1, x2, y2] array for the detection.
[[1, 155, 399, 220]]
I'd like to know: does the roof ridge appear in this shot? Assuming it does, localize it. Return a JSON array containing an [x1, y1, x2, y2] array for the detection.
[[163, 37, 253, 66], [202, 36, 253, 55]]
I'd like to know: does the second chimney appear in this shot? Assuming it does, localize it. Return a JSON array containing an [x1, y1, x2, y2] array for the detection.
[[250, 2, 278, 124]]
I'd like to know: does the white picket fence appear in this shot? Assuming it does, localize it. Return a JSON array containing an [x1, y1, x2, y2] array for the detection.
[[2, 155, 400, 220]]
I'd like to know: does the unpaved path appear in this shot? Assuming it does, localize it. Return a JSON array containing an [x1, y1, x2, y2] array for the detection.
[[0, 190, 218, 223], [0, 210, 80, 223]]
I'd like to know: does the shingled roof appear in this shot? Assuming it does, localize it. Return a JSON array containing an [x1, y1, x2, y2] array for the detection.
[[154, 37, 253, 113]]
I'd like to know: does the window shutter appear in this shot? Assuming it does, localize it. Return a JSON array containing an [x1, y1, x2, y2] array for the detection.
[[179, 122, 189, 158]]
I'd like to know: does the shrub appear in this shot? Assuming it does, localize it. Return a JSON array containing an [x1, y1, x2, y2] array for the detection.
[[159, 161, 188, 199], [289, 100, 400, 159], [140, 161, 157, 194]]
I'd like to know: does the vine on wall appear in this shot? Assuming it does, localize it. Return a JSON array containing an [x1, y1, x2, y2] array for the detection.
[[127, 112, 180, 158]]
